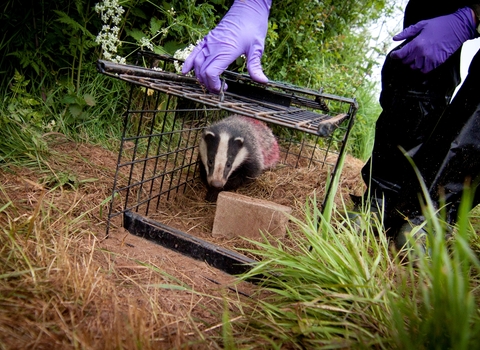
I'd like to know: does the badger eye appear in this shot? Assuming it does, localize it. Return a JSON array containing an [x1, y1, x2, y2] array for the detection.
[[208, 159, 213, 166], [226, 162, 231, 168]]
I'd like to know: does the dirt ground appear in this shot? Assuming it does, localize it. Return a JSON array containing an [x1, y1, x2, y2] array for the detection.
[[47, 133, 364, 270], [0, 135, 365, 347]]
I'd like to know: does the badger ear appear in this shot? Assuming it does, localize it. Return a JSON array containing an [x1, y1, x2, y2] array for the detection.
[[234, 137, 244, 147], [203, 131, 215, 140]]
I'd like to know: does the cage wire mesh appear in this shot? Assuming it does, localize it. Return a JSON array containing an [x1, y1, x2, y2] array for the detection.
[[98, 52, 358, 238]]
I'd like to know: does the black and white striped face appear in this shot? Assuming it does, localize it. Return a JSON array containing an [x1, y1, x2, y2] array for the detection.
[[199, 130, 249, 189]]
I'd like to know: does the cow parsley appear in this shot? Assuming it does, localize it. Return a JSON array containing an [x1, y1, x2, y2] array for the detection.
[[173, 43, 198, 74], [95, 0, 126, 64]]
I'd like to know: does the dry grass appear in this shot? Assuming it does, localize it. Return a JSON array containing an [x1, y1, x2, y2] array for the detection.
[[0, 138, 260, 349]]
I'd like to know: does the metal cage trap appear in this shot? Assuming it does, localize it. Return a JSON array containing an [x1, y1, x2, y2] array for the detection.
[[98, 52, 358, 276]]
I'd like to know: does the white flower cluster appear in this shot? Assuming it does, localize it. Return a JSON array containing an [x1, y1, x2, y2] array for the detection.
[[159, 27, 169, 36], [173, 43, 198, 74], [138, 37, 154, 51], [95, 0, 126, 64]]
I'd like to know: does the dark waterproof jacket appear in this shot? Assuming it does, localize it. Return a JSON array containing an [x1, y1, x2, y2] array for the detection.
[[404, 1, 480, 28]]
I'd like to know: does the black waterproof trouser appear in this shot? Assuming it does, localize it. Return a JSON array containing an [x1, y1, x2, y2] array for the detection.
[[361, 2, 480, 232]]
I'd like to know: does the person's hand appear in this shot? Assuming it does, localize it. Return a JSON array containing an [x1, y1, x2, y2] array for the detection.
[[182, 0, 271, 93], [390, 7, 476, 73]]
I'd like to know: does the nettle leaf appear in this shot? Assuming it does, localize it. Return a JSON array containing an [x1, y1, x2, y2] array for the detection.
[[78, 111, 89, 121], [150, 18, 165, 35], [84, 94, 96, 107], [61, 95, 77, 104], [153, 45, 168, 55], [69, 104, 83, 117], [126, 29, 147, 41], [163, 41, 184, 55], [130, 7, 147, 20]]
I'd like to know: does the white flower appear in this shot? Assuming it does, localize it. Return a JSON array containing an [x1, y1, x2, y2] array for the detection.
[[159, 28, 169, 36], [95, 0, 126, 64], [139, 37, 154, 51], [112, 15, 122, 25], [173, 43, 197, 74], [113, 56, 126, 64]]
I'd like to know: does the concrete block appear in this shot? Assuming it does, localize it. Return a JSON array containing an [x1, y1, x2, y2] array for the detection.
[[212, 192, 292, 240]]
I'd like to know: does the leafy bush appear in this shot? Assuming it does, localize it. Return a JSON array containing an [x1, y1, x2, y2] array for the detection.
[[0, 0, 394, 161]]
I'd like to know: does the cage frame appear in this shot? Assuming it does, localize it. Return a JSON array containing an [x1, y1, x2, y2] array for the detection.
[[98, 52, 358, 276]]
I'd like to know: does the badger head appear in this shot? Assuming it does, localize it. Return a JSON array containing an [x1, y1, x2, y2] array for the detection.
[[199, 130, 249, 189]]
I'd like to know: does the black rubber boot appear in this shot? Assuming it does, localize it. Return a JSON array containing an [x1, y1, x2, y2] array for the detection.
[[346, 195, 386, 234], [394, 216, 428, 252]]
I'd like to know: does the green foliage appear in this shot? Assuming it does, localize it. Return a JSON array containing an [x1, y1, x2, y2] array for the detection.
[[119, 0, 227, 58], [0, 0, 102, 89], [43, 71, 128, 147], [386, 150, 480, 349], [5, 71, 44, 126], [1, 0, 396, 160], [40, 171, 98, 190], [0, 0, 232, 159], [0, 71, 50, 165], [265, 0, 389, 86], [0, 69, 128, 170], [53, 3, 98, 90], [60, 89, 97, 125], [348, 80, 382, 160], [239, 197, 394, 347], [0, 113, 50, 167]]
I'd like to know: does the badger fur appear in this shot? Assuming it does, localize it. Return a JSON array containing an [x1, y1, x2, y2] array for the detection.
[[199, 115, 280, 202]]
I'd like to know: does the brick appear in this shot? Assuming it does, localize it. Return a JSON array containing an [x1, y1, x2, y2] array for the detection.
[[212, 192, 292, 240]]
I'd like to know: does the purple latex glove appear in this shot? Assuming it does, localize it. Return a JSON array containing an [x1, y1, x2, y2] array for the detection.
[[390, 7, 476, 73], [182, 0, 271, 93]]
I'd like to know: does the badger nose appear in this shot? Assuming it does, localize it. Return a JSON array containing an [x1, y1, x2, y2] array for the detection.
[[210, 180, 224, 189]]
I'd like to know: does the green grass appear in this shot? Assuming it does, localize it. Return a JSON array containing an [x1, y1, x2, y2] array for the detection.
[[229, 188, 480, 349], [0, 69, 129, 174], [236, 198, 394, 348]]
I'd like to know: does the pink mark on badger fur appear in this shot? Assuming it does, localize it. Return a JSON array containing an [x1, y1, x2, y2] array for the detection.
[[249, 118, 280, 169]]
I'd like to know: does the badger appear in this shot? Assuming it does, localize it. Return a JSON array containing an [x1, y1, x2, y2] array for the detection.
[[199, 115, 280, 202]]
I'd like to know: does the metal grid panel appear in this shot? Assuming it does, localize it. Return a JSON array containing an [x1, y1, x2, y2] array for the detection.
[[108, 102, 225, 225], [97, 54, 358, 137]]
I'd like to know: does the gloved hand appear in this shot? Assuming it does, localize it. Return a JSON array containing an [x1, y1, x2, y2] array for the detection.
[[182, 0, 271, 93], [390, 7, 476, 73]]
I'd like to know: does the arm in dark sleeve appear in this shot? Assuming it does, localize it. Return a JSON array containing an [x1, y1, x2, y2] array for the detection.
[[404, 1, 480, 27], [470, 3, 480, 36]]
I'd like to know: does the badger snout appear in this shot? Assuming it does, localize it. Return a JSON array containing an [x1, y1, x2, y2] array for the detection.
[[209, 179, 224, 189]]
